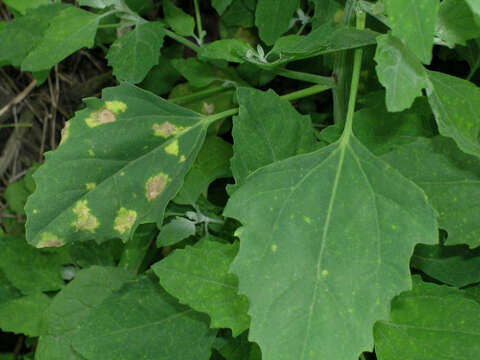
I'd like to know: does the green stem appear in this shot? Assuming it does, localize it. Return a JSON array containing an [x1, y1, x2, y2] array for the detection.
[[332, 0, 357, 125], [341, 10, 366, 141], [204, 83, 332, 124], [169, 85, 231, 105], [467, 60, 480, 81], [193, 0, 203, 44], [0, 123, 32, 128], [163, 29, 201, 53], [98, 22, 136, 28], [273, 68, 335, 86]]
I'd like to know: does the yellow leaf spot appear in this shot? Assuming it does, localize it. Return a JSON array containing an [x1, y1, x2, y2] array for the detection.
[[165, 140, 179, 156], [120, 172, 125, 176], [85, 108, 116, 128], [146, 173, 169, 201], [303, 216, 312, 224], [271, 244, 278, 253], [334, 9, 344, 24], [179, 155, 186, 163], [72, 200, 99, 232], [203, 102, 215, 115], [33, 209, 38, 214], [104, 100, 127, 114], [114, 207, 137, 234], [321, 270, 328, 277], [60, 121, 70, 144], [85, 183, 96, 190], [152, 122, 184, 138], [37, 232, 64, 248], [88, 149, 95, 157]]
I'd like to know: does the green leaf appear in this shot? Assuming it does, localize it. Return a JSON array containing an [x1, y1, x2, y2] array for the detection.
[[231, 88, 316, 187], [175, 136, 233, 205], [0, 234, 64, 294], [374, 34, 428, 112], [221, 0, 256, 27], [382, 136, 480, 248], [426, 70, 480, 158], [0, 271, 21, 305], [0, 293, 51, 336], [72, 274, 216, 360], [67, 238, 123, 267], [25, 83, 210, 247], [0, 4, 67, 67], [153, 239, 250, 336], [224, 132, 437, 359], [384, 0, 439, 64], [106, 22, 165, 83], [320, 97, 436, 155], [435, 0, 480, 47], [171, 58, 217, 88], [22, 6, 102, 72], [374, 277, 480, 360], [255, 0, 299, 45], [200, 39, 254, 63], [163, 0, 195, 37], [156, 217, 196, 247], [2, 0, 54, 14], [77, 0, 118, 8], [412, 243, 480, 287], [465, 0, 480, 24], [212, 0, 234, 15], [36, 266, 133, 360], [4, 165, 37, 215], [214, 332, 259, 360]]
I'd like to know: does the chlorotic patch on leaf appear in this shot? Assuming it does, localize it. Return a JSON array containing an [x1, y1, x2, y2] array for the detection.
[[114, 207, 137, 235], [153, 122, 183, 137], [60, 121, 71, 144], [146, 173, 169, 201], [85, 183, 96, 190], [72, 200, 99, 232], [85, 101, 127, 128], [37, 232, 64, 248], [165, 140, 179, 156]]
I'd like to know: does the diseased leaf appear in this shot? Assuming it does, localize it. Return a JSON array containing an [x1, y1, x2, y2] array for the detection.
[[153, 239, 250, 336], [36, 266, 133, 360], [0, 293, 51, 336], [175, 136, 233, 205], [0, 4, 67, 67], [212, 0, 234, 15], [426, 71, 480, 158], [384, 0, 439, 64], [412, 243, 480, 287], [72, 274, 216, 360], [255, 0, 299, 45], [435, 0, 480, 47], [163, 0, 195, 37], [171, 58, 217, 88], [374, 277, 480, 360], [156, 217, 196, 247], [231, 88, 316, 187], [382, 137, 480, 248], [225, 129, 437, 359], [374, 34, 428, 112], [22, 6, 102, 72], [106, 22, 165, 83], [26, 83, 211, 247], [0, 234, 64, 294]]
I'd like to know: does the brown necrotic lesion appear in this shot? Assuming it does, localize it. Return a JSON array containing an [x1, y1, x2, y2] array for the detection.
[[145, 173, 169, 201]]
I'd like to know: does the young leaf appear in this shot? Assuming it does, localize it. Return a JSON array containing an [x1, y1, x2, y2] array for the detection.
[[374, 277, 480, 360], [412, 243, 480, 287], [435, 0, 480, 47], [374, 34, 428, 112], [175, 136, 233, 205], [106, 22, 165, 84], [163, 0, 195, 37], [0, 4, 67, 67], [26, 83, 210, 247], [224, 132, 438, 359], [382, 137, 480, 248], [231, 88, 316, 187], [35, 266, 133, 360], [426, 71, 480, 158], [255, 0, 299, 45], [156, 216, 196, 247], [153, 239, 250, 336], [72, 274, 216, 360], [0, 293, 51, 336], [384, 0, 439, 64], [0, 234, 64, 294]]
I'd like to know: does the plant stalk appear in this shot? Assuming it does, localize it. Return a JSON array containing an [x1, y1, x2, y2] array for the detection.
[[169, 85, 232, 105], [193, 0, 203, 45], [341, 10, 366, 141], [163, 29, 201, 53], [273, 68, 335, 86]]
